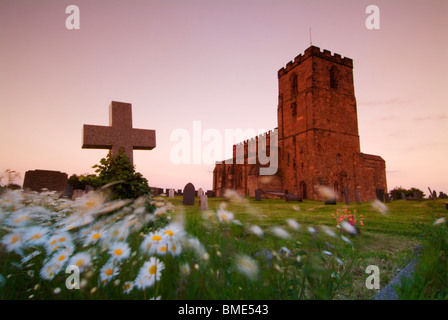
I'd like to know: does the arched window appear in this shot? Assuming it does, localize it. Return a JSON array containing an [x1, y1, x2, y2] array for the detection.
[[290, 73, 298, 95], [336, 153, 343, 165], [330, 66, 338, 89], [291, 102, 297, 116]]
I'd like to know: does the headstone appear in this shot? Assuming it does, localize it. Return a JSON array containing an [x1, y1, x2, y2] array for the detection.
[[82, 101, 156, 165], [206, 190, 215, 198], [324, 199, 337, 205], [168, 188, 175, 198], [285, 193, 302, 202], [85, 185, 94, 193], [385, 193, 391, 203], [183, 183, 195, 205], [401, 192, 406, 200], [428, 187, 434, 199], [197, 188, 204, 197], [23, 170, 68, 194], [433, 190, 437, 199], [199, 194, 208, 210], [72, 189, 85, 200], [439, 191, 448, 199], [344, 186, 350, 205], [177, 189, 183, 196], [64, 183, 73, 199], [255, 189, 262, 201], [354, 189, 361, 205]]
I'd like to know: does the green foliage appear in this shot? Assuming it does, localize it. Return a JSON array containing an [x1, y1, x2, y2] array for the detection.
[[395, 221, 448, 299], [92, 148, 151, 200], [390, 186, 425, 199], [67, 173, 98, 190]]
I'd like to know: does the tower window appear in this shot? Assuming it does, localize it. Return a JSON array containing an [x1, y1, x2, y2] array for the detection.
[[290, 73, 298, 95], [336, 153, 343, 165], [330, 66, 338, 89], [291, 102, 297, 116]]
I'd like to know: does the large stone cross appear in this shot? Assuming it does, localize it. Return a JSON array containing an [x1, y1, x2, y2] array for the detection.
[[82, 101, 156, 164]]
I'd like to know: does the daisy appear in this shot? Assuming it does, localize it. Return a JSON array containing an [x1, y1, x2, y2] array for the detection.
[[23, 226, 49, 247], [160, 222, 186, 241], [68, 252, 92, 272], [108, 242, 131, 262], [21, 250, 41, 264], [100, 262, 119, 284], [105, 222, 130, 242], [236, 254, 259, 280], [248, 225, 264, 237], [371, 199, 389, 215], [186, 236, 206, 257], [40, 260, 63, 280], [286, 219, 300, 230], [1, 231, 24, 255], [134, 257, 164, 290], [123, 281, 134, 294], [140, 231, 164, 255], [7, 209, 32, 227], [217, 209, 234, 223], [341, 221, 357, 235], [270, 227, 290, 239], [433, 217, 446, 226], [84, 229, 108, 246]]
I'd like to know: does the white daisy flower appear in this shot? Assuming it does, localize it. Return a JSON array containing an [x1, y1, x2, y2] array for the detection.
[[217, 209, 234, 223], [185, 236, 207, 257], [21, 250, 41, 264], [307, 226, 317, 234], [341, 221, 357, 235], [106, 223, 130, 242], [123, 281, 134, 294], [84, 229, 108, 246], [160, 222, 186, 241], [6, 209, 32, 227], [236, 254, 259, 280], [100, 262, 119, 283], [322, 250, 333, 256], [180, 263, 190, 277], [68, 252, 92, 272], [1, 231, 24, 255], [109, 242, 131, 262], [433, 217, 446, 225], [135, 257, 164, 290], [140, 231, 165, 255], [371, 199, 389, 215], [341, 235, 352, 244], [270, 227, 290, 239], [249, 225, 264, 237], [23, 226, 49, 247], [40, 260, 63, 280], [286, 219, 300, 230]]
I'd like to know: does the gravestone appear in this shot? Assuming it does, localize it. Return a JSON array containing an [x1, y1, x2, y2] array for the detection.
[[85, 185, 94, 193], [354, 189, 361, 205], [197, 188, 204, 197], [64, 183, 73, 199], [168, 189, 175, 198], [344, 186, 350, 205], [82, 101, 156, 165], [23, 170, 68, 194], [177, 189, 182, 196], [206, 190, 215, 198], [324, 199, 337, 205], [72, 189, 85, 200], [385, 193, 391, 203], [401, 192, 406, 200], [255, 189, 262, 201], [199, 194, 208, 210], [285, 193, 302, 202], [183, 183, 195, 205], [433, 190, 437, 199]]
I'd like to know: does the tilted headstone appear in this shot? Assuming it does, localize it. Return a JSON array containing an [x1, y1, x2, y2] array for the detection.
[[354, 189, 361, 205], [199, 194, 208, 210], [255, 189, 262, 201], [183, 183, 195, 205], [344, 186, 350, 205], [23, 170, 68, 194], [168, 188, 175, 198]]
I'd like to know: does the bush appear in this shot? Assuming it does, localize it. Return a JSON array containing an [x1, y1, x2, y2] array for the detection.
[[91, 148, 151, 200], [67, 174, 98, 190], [390, 186, 425, 200]]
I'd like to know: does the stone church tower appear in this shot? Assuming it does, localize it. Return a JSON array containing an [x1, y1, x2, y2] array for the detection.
[[213, 46, 387, 203]]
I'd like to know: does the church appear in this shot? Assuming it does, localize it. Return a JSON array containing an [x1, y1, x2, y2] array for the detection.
[[213, 45, 387, 203]]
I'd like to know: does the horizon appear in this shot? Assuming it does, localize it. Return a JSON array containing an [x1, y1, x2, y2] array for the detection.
[[1, 0, 447, 195]]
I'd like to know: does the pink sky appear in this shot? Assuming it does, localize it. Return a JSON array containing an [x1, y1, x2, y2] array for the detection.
[[1, 0, 447, 196]]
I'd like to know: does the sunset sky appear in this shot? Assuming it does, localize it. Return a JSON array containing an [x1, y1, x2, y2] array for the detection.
[[1, 0, 447, 196]]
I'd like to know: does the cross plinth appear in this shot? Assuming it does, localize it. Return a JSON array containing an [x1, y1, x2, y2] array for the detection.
[[82, 101, 156, 164]]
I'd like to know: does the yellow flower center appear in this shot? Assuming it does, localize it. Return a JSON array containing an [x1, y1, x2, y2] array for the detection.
[[114, 249, 123, 256], [76, 259, 84, 267], [221, 214, 228, 221], [50, 240, 57, 246], [52, 246, 59, 251], [160, 246, 167, 252], [124, 283, 131, 290], [32, 234, 42, 239], [92, 234, 101, 240], [59, 237, 66, 242], [164, 230, 174, 237], [149, 265, 157, 275], [11, 235, 19, 244], [105, 269, 113, 276], [13, 216, 29, 223], [152, 235, 162, 241], [58, 255, 66, 261], [172, 245, 177, 251]]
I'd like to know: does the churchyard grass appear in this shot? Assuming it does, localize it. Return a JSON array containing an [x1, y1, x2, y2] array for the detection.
[[0, 189, 446, 300]]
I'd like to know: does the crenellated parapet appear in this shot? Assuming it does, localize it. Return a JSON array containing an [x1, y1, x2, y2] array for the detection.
[[278, 46, 353, 78]]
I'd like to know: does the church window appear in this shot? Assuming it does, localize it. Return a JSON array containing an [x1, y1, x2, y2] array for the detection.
[[291, 102, 297, 116], [330, 66, 338, 89], [290, 73, 298, 95], [336, 153, 343, 165]]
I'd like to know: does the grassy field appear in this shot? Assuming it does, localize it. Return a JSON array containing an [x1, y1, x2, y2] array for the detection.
[[0, 190, 446, 300]]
